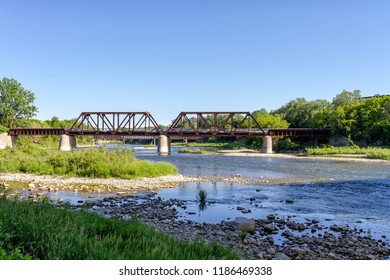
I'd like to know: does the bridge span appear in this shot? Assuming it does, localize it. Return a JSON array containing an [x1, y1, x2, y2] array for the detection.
[[4, 111, 330, 154]]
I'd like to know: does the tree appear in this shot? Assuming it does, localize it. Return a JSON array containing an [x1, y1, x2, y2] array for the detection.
[[0, 78, 38, 128], [272, 98, 331, 128], [252, 109, 289, 128], [329, 90, 362, 141]]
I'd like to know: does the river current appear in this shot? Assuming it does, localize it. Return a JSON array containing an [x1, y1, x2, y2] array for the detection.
[[133, 146, 390, 242]]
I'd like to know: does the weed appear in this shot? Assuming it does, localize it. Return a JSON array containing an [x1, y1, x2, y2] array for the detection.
[[0, 199, 237, 260]]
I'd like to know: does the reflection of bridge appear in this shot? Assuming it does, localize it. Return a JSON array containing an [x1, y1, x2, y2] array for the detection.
[[6, 112, 330, 155]]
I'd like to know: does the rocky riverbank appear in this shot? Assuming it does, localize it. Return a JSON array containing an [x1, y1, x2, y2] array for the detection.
[[2, 172, 389, 260], [0, 173, 274, 195], [72, 193, 389, 260]]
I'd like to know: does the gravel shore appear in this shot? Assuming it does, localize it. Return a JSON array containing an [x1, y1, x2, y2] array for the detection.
[[78, 194, 390, 260], [216, 149, 390, 164], [2, 171, 389, 260], [0, 172, 275, 194]]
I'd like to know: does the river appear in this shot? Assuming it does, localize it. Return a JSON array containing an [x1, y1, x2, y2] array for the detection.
[[131, 145, 390, 243]]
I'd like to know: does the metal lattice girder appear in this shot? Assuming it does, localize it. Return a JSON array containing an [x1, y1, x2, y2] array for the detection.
[[167, 112, 266, 136], [7, 128, 66, 136], [68, 112, 161, 135]]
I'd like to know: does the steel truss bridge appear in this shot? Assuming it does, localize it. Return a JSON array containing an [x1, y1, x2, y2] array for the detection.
[[8, 112, 330, 138]]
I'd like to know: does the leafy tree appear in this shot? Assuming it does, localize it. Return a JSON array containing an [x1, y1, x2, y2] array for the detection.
[[272, 98, 331, 128], [0, 78, 38, 128], [329, 90, 363, 141], [252, 109, 289, 128]]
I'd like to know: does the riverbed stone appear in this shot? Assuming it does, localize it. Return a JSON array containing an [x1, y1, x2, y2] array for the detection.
[[273, 252, 291, 260], [232, 217, 256, 233], [267, 214, 276, 220]]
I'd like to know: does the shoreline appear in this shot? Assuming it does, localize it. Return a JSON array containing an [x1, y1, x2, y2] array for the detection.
[[215, 149, 390, 164], [0, 172, 280, 194]]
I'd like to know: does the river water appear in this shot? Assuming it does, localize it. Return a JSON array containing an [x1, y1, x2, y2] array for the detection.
[[132, 146, 390, 242]]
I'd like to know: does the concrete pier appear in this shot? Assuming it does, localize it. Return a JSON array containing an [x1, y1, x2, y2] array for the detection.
[[59, 135, 77, 151], [0, 133, 17, 149], [158, 135, 171, 155], [261, 136, 273, 154]]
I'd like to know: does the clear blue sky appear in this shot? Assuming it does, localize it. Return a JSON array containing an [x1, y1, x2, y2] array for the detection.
[[1, 0, 389, 125]]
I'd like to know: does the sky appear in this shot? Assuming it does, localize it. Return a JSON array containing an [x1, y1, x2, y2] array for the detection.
[[1, 0, 389, 125]]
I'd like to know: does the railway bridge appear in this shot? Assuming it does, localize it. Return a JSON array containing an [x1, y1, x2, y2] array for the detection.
[[2, 111, 330, 155]]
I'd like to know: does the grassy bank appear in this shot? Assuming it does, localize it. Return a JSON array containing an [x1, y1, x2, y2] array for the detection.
[[0, 144, 177, 179], [178, 148, 213, 155], [306, 146, 390, 160], [0, 199, 237, 260], [172, 141, 255, 150]]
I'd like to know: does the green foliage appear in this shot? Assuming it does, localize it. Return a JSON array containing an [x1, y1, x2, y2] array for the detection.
[[306, 146, 390, 160], [0, 124, 8, 133], [272, 98, 331, 128], [0, 143, 177, 179], [269, 90, 389, 145], [197, 190, 207, 203], [0, 77, 38, 128], [252, 109, 289, 128], [0, 199, 237, 260], [275, 138, 304, 152], [178, 148, 213, 154], [307, 145, 366, 155], [0, 220, 31, 260]]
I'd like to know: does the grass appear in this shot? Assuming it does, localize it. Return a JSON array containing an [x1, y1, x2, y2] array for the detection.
[[0, 199, 237, 260], [178, 148, 213, 155], [0, 143, 177, 179], [172, 142, 253, 150], [306, 146, 390, 160]]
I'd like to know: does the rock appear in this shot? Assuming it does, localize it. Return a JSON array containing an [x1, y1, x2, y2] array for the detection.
[[28, 183, 35, 189], [273, 252, 291, 260], [330, 225, 342, 232], [267, 247, 276, 255], [232, 217, 256, 233], [290, 247, 308, 256], [187, 212, 196, 215], [282, 230, 294, 238], [241, 209, 251, 214], [236, 206, 245, 211], [57, 198, 64, 204], [264, 225, 276, 233], [267, 214, 276, 220]]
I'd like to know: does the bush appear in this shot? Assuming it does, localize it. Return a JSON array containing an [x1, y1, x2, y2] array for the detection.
[[0, 144, 177, 179]]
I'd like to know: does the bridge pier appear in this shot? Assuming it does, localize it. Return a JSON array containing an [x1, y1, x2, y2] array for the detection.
[[0, 133, 18, 149], [158, 135, 171, 155], [261, 136, 273, 154], [59, 135, 77, 151]]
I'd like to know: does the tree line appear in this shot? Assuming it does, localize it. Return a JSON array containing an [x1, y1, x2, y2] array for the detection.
[[1, 77, 389, 145], [258, 90, 389, 145]]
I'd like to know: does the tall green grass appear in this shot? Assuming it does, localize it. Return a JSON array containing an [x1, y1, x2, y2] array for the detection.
[[0, 199, 237, 260], [0, 144, 177, 179], [306, 146, 390, 160]]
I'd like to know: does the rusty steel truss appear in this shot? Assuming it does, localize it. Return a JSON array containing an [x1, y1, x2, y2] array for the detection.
[[68, 112, 161, 136], [8, 111, 331, 138], [167, 112, 266, 136]]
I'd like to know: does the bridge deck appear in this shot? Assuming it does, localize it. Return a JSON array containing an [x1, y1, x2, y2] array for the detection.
[[8, 128, 330, 137], [7, 111, 331, 138]]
